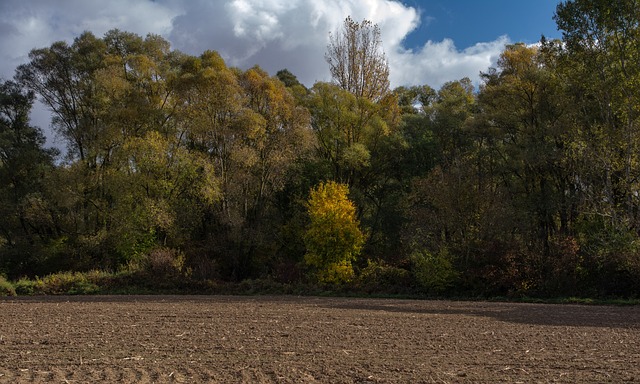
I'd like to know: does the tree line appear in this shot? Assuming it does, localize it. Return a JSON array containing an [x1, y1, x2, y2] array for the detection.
[[2, 0, 639, 297]]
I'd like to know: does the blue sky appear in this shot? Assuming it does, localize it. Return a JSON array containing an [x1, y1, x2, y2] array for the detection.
[[401, 0, 561, 49]]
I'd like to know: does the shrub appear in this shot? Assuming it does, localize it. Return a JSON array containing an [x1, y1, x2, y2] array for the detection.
[[357, 259, 412, 293], [184, 252, 218, 280], [0, 275, 16, 296], [13, 278, 44, 295], [145, 247, 185, 277], [411, 249, 458, 294], [574, 216, 640, 296], [40, 272, 100, 295], [272, 260, 303, 284]]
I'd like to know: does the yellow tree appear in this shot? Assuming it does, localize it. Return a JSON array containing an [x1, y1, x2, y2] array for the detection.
[[304, 181, 364, 283]]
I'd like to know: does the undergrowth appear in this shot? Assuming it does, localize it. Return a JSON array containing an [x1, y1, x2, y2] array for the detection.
[[4, 270, 639, 306], [0, 275, 16, 296]]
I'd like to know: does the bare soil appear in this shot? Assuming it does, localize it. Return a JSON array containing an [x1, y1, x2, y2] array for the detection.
[[0, 295, 639, 383]]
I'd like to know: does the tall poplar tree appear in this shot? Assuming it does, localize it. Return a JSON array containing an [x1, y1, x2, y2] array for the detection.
[[325, 16, 390, 102]]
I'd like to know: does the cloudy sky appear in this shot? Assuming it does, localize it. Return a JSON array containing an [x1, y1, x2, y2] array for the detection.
[[0, 0, 561, 147]]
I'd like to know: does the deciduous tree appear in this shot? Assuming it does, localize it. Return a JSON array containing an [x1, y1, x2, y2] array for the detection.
[[326, 16, 390, 101], [0, 80, 57, 276], [304, 181, 364, 283]]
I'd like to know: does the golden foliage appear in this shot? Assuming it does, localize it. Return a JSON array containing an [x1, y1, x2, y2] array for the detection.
[[304, 181, 364, 283]]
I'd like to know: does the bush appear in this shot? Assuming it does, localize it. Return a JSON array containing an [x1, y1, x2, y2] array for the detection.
[[184, 251, 218, 280], [574, 216, 640, 297], [272, 260, 304, 284], [39, 272, 100, 295], [144, 247, 185, 277], [0, 275, 16, 296], [14, 277, 44, 295], [411, 249, 458, 294], [357, 259, 412, 293]]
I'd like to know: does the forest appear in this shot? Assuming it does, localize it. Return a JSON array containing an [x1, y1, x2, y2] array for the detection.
[[1, 0, 640, 298]]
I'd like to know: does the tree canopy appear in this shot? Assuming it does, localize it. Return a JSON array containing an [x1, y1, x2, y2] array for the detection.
[[2, 7, 640, 298]]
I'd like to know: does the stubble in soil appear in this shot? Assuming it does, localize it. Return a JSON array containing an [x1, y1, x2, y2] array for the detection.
[[1, 295, 639, 383]]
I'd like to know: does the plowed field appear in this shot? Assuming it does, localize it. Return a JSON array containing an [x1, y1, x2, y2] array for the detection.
[[1, 295, 639, 383]]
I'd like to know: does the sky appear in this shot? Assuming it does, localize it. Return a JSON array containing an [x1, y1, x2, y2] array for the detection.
[[0, 0, 562, 148]]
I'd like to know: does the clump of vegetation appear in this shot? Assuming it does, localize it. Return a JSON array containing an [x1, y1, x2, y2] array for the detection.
[[356, 260, 413, 294], [0, 275, 16, 296], [13, 277, 44, 295], [143, 247, 186, 277], [38, 272, 100, 295], [411, 249, 458, 294]]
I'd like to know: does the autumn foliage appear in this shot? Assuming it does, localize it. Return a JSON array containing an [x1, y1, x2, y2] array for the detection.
[[2, 6, 640, 297], [304, 181, 364, 284]]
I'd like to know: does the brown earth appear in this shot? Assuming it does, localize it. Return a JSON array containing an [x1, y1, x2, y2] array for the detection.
[[0, 295, 639, 383]]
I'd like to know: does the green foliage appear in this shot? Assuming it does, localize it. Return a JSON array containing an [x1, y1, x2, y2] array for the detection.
[[13, 277, 43, 295], [39, 272, 101, 295], [410, 249, 458, 294], [276, 68, 305, 90], [11, 268, 192, 296], [572, 218, 640, 296], [0, 80, 58, 276], [356, 259, 412, 293], [12, 272, 104, 295], [304, 181, 365, 284], [394, 85, 436, 115], [307, 82, 399, 185], [0, 275, 16, 296], [5, 15, 640, 299]]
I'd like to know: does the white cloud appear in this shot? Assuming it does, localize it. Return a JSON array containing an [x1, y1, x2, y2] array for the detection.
[[0, 0, 181, 147], [389, 36, 510, 89], [0, 0, 511, 148], [0, 0, 510, 89], [0, 0, 180, 79], [167, 0, 506, 88]]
